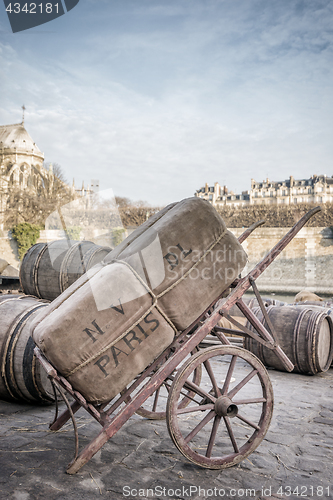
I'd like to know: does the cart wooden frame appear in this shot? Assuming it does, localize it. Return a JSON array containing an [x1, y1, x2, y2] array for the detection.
[[34, 207, 321, 473]]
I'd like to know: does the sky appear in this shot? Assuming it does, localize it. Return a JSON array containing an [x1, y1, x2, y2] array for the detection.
[[1, 0, 333, 206]]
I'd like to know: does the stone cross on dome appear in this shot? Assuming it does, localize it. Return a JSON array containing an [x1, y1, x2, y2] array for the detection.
[[22, 105, 26, 125]]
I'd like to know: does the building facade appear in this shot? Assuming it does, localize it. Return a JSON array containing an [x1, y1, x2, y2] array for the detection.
[[0, 120, 76, 228], [196, 175, 333, 208]]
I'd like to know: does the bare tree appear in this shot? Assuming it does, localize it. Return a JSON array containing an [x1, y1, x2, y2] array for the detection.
[[44, 162, 68, 184], [115, 196, 132, 209], [3, 163, 75, 229], [114, 196, 160, 227]]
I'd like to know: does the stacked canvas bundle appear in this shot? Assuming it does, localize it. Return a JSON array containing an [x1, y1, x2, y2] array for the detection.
[[30, 198, 247, 404]]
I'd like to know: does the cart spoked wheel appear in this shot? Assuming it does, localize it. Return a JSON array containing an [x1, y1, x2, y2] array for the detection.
[[166, 345, 273, 469], [136, 349, 202, 420]]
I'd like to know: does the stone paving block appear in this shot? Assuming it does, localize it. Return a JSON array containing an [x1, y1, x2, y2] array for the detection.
[[313, 416, 333, 425], [295, 457, 325, 473]]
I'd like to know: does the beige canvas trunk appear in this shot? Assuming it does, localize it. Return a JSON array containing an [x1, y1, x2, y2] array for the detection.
[[31, 197, 247, 404]]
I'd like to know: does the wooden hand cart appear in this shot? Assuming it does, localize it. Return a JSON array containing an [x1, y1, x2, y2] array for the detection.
[[34, 207, 321, 474]]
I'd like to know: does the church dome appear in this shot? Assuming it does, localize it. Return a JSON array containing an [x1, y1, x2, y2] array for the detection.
[[0, 122, 43, 156]]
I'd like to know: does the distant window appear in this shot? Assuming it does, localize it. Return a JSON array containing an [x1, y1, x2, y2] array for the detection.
[[308, 187, 312, 193], [270, 191, 274, 197], [318, 196, 323, 203], [255, 192, 258, 198], [294, 198, 297, 203], [282, 190, 286, 196], [209, 194, 213, 200]]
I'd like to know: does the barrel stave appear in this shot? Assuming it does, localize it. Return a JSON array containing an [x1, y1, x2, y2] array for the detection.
[[20, 240, 112, 301], [244, 305, 333, 374], [0, 296, 53, 403]]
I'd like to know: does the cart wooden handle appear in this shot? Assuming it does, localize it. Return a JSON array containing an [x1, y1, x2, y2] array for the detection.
[[220, 206, 322, 372], [238, 219, 265, 243]]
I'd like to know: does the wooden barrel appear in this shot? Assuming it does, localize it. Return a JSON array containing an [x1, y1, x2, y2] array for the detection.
[[292, 300, 333, 308], [260, 298, 287, 307], [0, 295, 54, 403], [244, 305, 333, 374], [292, 303, 333, 369], [20, 240, 111, 301]]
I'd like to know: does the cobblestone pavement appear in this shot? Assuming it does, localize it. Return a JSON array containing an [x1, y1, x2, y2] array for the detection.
[[0, 366, 332, 500]]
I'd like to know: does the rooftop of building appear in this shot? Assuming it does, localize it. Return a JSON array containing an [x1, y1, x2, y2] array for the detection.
[[196, 174, 333, 196], [0, 122, 43, 156], [252, 174, 333, 188]]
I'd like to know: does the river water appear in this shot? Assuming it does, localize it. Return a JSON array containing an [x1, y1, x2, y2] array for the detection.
[[245, 291, 306, 304]]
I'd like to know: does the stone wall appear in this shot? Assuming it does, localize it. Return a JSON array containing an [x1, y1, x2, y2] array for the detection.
[[0, 230, 20, 268], [1, 225, 333, 295], [230, 226, 333, 295]]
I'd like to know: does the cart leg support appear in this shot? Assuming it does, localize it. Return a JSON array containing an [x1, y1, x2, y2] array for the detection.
[[67, 427, 110, 474], [50, 401, 81, 431]]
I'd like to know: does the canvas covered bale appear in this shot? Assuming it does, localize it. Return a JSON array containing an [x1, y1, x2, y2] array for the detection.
[[2, 264, 19, 277], [32, 262, 175, 403], [0, 258, 9, 274], [108, 201, 178, 260], [31, 197, 247, 404], [294, 290, 323, 303], [103, 197, 248, 330]]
